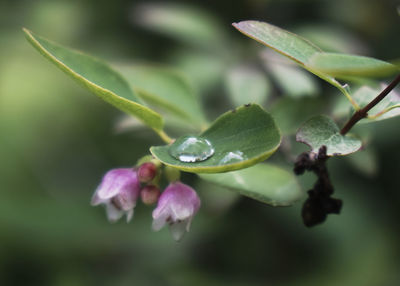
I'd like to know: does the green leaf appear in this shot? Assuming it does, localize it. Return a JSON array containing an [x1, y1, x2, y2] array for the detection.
[[224, 66, 271, 106], [262, 51, 319, 98], [23, 28, 164, 132], [270, 97, 325, 135], [199, 163, 303, 206], [308, 53, 399, 78], [353, 84, 400, 122], [296, 115, 362, 156], [134, 3, 225, 48], [233, 20, 322, 65], [116, 64, 206, 128], [346, 148, 378, 176], [150, 104, 281, 173], [232, 21, 360, 105]]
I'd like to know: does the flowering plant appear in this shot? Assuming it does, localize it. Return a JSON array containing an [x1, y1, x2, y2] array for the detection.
[[24, 15, 399, 240]]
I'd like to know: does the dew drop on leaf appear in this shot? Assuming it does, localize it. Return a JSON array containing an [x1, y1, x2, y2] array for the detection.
[[168, 135, 215, 162]]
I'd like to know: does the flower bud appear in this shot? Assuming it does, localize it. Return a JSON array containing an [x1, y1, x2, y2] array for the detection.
[[138, 162, 157, 183], [140, 185, 161, 205], [152, 182, 200, 241], [91, 168, 140, 222]]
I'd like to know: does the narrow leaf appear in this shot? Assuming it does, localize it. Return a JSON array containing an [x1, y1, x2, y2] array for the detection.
[[308, 53, 399, 78], [199, 163, 303, 206], [23, 28, 163, 132]]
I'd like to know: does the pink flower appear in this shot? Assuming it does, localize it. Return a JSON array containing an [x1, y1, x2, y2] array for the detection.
[[152, 182, 201, 241], [91, 168, 141, 223]]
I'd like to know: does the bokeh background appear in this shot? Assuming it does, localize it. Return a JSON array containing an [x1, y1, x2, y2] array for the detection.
[[1, 0, 400, 285]]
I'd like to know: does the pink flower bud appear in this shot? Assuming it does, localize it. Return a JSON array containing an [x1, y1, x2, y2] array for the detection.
[[152, 182, 201, 241], [91, 168, 140, 222], [141, 185, 161, 205], [138, 162, 157, 183]]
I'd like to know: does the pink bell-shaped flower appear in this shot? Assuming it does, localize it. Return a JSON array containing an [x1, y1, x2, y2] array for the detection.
[[152, 182, 201, 241], [91, 168, 141, 222]]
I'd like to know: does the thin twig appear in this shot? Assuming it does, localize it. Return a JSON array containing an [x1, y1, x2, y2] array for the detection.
[[340, 74, 400, 135]]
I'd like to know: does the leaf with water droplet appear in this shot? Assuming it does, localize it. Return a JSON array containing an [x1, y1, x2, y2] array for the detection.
[[23, 28, 164, 133], [169, 135, 214, 162], [296, 115, 362, 156], [150, 104, 281, 173], [199, 163, 303, 206]]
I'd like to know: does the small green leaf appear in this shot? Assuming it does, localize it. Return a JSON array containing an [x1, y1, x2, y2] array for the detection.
[[199, 163, 303, 206], [296, 115, 362, 156], [270, 97, 324, 135], [353, 84, 400, 122], [150, 104, 281, 173], [117, 64, 206, 128], [23, 28, 164, 132], [308, 53, 399, 78], [262, 51, 319, 98], [135, 3, 225, 48], [224, 66, 271, 106]]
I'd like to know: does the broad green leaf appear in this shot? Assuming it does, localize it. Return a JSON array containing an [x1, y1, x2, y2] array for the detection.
[[224, 66, 271, 106], [116, 64, 206, 128], [296, 115, 362, 156], [308, 53, 399, 78], [134, 3, 225, 48], [23, 28, 164, 132], [150, 104, 281, 173], [199, 163, 303, 206], [262, 50, 319, 98]]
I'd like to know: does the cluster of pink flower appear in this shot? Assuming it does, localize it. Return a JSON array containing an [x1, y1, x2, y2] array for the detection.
[[91, 161, 201, 241]]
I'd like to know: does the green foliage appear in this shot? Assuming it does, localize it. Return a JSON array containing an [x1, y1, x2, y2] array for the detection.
[[308, 53, 399, 78], [23, 28, 165, 133], [233, 20, 397, 107], [296, 115, 362, 156], [117, 64, 206, 128], [199, 163, 303, 206], [224, 65, 271, 106], [151, 104, 281, 173]]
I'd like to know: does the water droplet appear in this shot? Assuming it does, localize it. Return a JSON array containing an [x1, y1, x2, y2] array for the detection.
[[342, 84, 351, 94], [219, 151, 247, 164], [168, 135, 214, 163]]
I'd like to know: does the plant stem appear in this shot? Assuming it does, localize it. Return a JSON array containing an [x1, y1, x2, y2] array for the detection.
[[156, 130, 174, 144], [340, 74, 400, 135]]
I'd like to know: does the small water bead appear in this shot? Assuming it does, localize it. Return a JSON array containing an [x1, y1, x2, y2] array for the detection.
[[168, 135, 215, 163], [219, 151, 247, 164]]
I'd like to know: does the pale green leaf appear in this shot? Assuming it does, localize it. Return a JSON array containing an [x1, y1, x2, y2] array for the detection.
[[116, 64, 206, 128], [308, 53, 399, 78], [134, 3, 225, 47], [296, 115, 362, 156], [199, 163, 303, 206], [224, 66, 271, 106]]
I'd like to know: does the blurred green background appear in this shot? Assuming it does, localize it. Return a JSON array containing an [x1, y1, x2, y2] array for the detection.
[[1, 0, 400, 285]]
